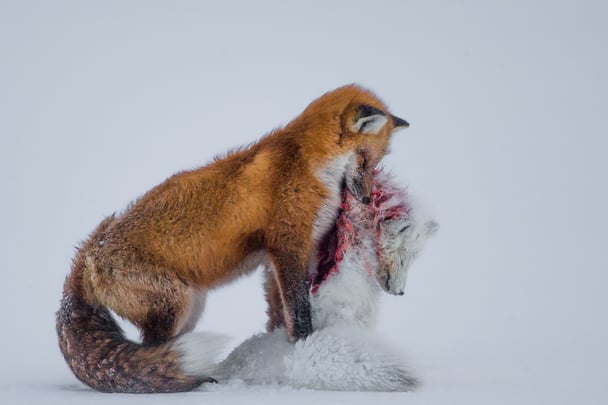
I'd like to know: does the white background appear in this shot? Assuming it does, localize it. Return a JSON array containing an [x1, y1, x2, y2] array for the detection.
[[1, 1, 606, 404]]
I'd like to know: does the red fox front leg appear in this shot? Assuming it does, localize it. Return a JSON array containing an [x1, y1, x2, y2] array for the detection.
[[264, 268, 285, 331], [267, 248, 312, 340]]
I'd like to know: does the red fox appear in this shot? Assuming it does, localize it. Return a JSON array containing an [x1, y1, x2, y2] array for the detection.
[[56, 85, 409, 393]]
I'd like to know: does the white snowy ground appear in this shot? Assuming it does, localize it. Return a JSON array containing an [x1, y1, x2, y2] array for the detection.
[[1, 1, 607, 404]]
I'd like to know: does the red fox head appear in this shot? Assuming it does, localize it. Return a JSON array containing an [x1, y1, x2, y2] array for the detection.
[[342, 102, 408, 203], [297, 85, 409, 204]]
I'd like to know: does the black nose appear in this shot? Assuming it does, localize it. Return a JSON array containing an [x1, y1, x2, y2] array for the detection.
[[398, 291, 404, 296], [361, 196, 371, 204]]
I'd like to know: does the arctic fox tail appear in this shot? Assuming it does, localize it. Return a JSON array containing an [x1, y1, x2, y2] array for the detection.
[[56, 266, 224, 393]]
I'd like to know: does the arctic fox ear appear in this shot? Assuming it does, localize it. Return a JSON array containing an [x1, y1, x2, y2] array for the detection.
[[352, 105, 389, 134], [424, 220, 440, 237]]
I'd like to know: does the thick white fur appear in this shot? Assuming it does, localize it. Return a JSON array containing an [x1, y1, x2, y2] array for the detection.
[[212, 326, 415, 391], [310, 236, 379, 331], [176, 332, 228, 376], [211, 189, 437, 391]]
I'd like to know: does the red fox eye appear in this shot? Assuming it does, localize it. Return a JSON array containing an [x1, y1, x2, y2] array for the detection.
[[398, 225, 410, 234]]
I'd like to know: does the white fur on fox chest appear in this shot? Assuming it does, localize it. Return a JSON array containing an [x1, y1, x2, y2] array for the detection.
[[312, 152, 356, 245]]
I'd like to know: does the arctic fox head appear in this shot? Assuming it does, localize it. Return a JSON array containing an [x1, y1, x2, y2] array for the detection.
[[376, 214, 439, 296]]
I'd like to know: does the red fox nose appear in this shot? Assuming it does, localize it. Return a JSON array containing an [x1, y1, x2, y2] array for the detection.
[[398, 290, 404, 296]]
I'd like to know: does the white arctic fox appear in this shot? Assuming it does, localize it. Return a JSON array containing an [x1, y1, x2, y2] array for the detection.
[[211, 170, 438, 391]]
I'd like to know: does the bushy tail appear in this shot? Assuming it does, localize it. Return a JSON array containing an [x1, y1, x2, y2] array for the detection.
[[56, 263, 224, 393]]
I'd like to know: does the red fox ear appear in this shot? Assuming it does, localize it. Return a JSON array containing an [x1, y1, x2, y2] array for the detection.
[[352, 105, 388, 134]]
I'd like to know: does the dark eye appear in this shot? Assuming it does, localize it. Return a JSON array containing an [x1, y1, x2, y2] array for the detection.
[[398, 225, 410, 234]]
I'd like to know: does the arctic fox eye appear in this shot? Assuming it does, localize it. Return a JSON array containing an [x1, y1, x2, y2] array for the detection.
[[399, 225, 410, 234]]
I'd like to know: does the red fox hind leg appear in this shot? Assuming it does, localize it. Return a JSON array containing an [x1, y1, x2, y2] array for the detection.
[[267, 249, 313, 340], [86, 264, 193, 344]]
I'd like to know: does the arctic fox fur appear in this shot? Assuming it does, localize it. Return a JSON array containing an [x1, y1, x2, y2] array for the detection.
[[213, 171, 438, 391]]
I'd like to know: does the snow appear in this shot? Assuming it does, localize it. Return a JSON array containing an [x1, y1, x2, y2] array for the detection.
[[1, 0, 607, 404]]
